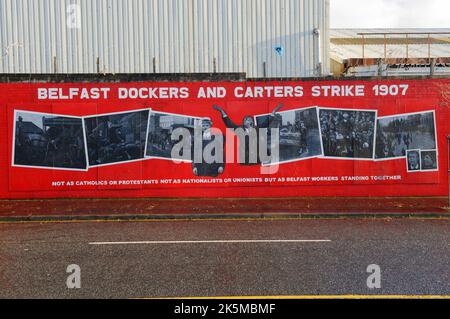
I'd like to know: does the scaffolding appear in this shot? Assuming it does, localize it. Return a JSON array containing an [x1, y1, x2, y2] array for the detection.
[[357, 31, 450, 64]]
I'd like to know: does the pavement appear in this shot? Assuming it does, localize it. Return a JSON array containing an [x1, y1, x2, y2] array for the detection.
[[0, 196, 447, 299], [0, 197, 449, 221], [0, 218, 448, 298]]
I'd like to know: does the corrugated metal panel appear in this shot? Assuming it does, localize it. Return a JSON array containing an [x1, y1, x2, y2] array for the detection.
[[0, 0, 330, 77]]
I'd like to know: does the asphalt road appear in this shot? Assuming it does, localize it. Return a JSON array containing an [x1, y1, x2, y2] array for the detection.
[[0, 218, 449, 298]]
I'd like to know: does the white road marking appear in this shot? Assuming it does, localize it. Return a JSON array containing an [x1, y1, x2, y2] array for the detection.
[[89, 239, 332, 245]]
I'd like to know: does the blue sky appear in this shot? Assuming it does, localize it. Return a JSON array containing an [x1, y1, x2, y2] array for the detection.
[[331, 0, 450, 28]]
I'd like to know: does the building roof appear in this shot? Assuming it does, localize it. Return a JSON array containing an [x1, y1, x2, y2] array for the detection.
[[42, 117, 81, 127], [331, 28, 450, 62], [19, 122, 43, 134]]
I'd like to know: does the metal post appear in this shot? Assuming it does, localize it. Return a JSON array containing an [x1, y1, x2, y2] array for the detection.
[[430, 58, 436, 76], [406, 34, 409, 61], [53, 56, 57, 73], [362, 34, 365, 65], [377, 58, 383, 76], [317, 62, 323, 77], [447, 135, 450, 208], [313, 28, 322, 76]]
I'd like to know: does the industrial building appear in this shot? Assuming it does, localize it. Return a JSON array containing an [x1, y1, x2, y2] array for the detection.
[[0, 0, 330, 78], [330, 28, 450, 77], [3, 1, 450, 79]]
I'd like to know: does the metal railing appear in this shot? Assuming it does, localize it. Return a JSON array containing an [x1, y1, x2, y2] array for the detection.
[[357, 32, 450, 64]]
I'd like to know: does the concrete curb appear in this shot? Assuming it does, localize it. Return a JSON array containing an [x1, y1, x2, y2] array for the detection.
[[1, 211, 449, 222]]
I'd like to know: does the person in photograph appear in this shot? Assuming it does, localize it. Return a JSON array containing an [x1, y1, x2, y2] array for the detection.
[[191, 118, 225, 177], [212, 104, 284, 165], [407, 150, 421, 171], [69, 128, 86, 166], [93, 119, 130, 163], [296, 120, 308, 155], [107, 120, 125, 144], [16, 116, 27, 146], [43, 123, 63, 166], [105, 119, 139, 161], [421, 151, 438, 170], [15, 116, 32, 164]]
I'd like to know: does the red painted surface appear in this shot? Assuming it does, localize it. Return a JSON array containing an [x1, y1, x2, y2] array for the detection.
[[1, 78, 449, 199]]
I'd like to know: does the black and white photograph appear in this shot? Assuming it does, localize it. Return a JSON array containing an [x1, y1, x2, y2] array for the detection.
[[255, 107, 323, 165], [13, 110, 87, 170], [420, 150, 438, 171], [84, 109, 149, 167], [145, 111, 202, 161], [319, 108, 377, 159], [375, 111, 437, 160], [191, 119, 225, 177], [406, 150, 421, 172]]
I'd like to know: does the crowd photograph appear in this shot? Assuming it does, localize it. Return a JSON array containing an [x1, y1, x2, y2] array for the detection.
[[319, 108, 376, 159], [375, 111, 436, 160]]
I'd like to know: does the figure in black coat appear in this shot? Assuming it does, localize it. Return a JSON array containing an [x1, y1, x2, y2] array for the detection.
[[213, 104, 283, 165], [191, 118, 225, 177]]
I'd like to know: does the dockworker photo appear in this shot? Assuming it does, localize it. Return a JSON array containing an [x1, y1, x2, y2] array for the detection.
[[421, 151, 438, 170], [407, 150, 421, 171], [212, 103, 283, 165], [191, 118, 225, 177]]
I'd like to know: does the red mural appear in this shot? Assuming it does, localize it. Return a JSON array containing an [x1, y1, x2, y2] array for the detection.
[[0, 78, 449, 199]]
